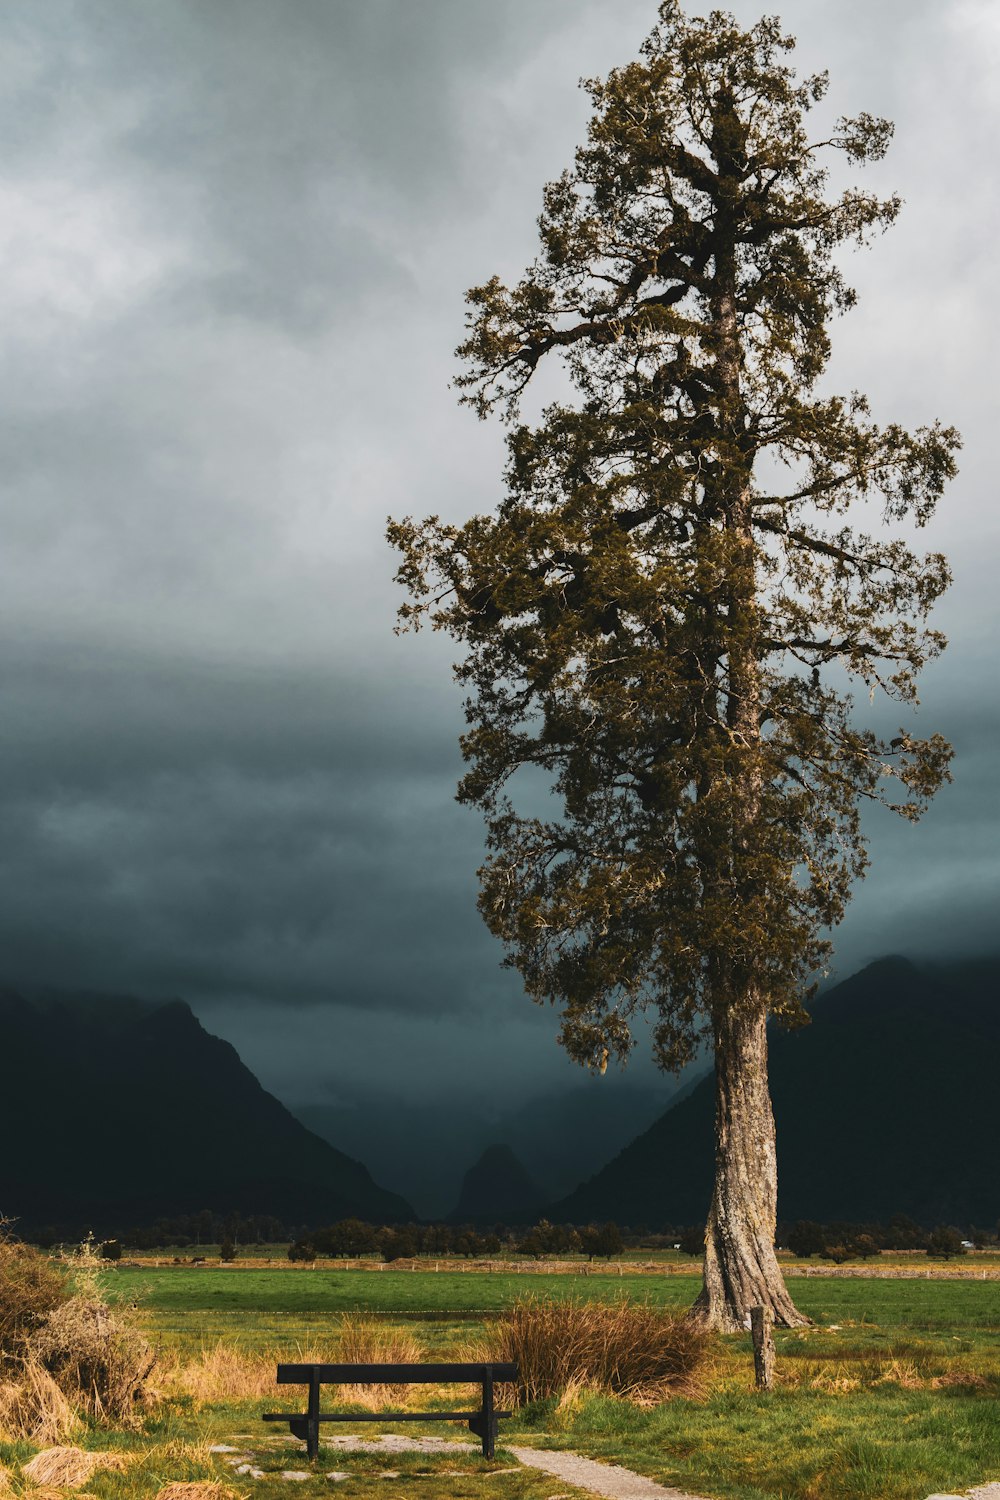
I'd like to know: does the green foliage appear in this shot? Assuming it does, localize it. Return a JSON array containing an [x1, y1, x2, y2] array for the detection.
[[10, 1264, 998, 1500], [785, 1220, 825, 1257], [927, 1226, 966, 1259], [311, 1219, 379, 1257], [286, 1239, 316, 1263], [218, 1239, 237, 1263], [677, 1225, 705, 1257], [821, 1232, 881, 1263], [389, 2, 957, 1073], [579, 1222, 624, 1259], [377, 1225, 419, 1262]]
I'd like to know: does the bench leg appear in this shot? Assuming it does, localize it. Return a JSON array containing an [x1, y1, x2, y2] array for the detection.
[[306, 1373, 320, 1461], [481, 1368, 495, 1460]]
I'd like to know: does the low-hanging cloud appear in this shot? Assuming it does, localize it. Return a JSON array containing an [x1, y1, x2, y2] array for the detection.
[[0, 0, 995, 1130]]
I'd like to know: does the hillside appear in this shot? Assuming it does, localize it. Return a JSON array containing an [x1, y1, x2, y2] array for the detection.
[[553, 956, 1000, 1228], [0, 988, 413, 1233], [451, 1144, 547, 1225]]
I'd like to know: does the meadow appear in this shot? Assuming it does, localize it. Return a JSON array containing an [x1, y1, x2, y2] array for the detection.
[[4, 1260, 1000, 1500]]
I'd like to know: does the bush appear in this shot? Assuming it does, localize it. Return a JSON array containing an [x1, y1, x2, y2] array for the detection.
[[483, 1295, 714, 1405], [785, 1220, 825, 1258], [287, 1240, 316, 1263], [31, 1295, 155, 1423], [101, 1240, 123, 1263], [0, 1228, 68, 1366], [219, 1239, 237, 1262], [927, 1226, 966, 1259], [580, 1223, 623, 1259], [378, 1226, 418, 1262]]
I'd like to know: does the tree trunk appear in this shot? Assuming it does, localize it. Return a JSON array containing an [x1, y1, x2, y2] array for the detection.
[[691, 1000, 809, 1331]]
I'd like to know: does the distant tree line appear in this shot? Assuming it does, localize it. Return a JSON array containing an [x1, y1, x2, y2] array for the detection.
[[30, 1211, 288, 1251], [25, 1211, 995, 1264], [776, 1217, 982, 1261], [287, 1218, 625, 1263]]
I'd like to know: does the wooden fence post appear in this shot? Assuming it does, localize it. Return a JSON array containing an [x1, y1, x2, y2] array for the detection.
[[750, 1304, 775, 1391]]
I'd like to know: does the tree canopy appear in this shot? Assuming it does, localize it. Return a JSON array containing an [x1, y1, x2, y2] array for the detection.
[[389, 2, 957, 1327]]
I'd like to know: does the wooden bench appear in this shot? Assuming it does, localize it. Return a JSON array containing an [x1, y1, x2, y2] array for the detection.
[[262, 1361, 517, 1460]]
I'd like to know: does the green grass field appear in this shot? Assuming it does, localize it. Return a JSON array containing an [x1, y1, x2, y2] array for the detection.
[[3, 1263, 998, 1500]]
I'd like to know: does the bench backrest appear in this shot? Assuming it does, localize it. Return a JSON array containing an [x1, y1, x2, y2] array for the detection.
[[276, 1362, 517, 1385]]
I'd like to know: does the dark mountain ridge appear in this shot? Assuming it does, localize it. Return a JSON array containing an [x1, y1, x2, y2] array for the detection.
[[450, 1144, 547, 1225], [0, 987, 413, 1233], [553, 955, 1000, 1228]]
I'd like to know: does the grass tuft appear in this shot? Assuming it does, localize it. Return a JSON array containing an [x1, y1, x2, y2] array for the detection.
[[21, 1446, 132, 1487], [165, 1345, 278, 1405], [480, 1295, 715, 1405], [152, 1484, 243, 1500], [335, 1316, 425, 1407], [0, 1363, 80, 1444]]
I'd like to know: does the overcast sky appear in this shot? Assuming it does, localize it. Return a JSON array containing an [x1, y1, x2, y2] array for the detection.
[[0, 0, 996, 1204]]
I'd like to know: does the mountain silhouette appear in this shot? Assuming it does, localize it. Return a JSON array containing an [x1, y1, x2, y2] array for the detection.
[[552, 955, 1000, 1228], [451, 1144, 547, 1225], [0, 988, 413, 1233]]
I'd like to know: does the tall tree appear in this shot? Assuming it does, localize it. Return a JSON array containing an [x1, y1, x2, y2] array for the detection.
[[389, 3, 957, 1330]]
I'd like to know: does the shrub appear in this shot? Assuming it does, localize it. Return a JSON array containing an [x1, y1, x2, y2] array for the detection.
[[785, 1220, 825, 1258], [927, 1226, 966, 1259], [31, 1296, 155, 1423], [580, 1223, 623, 1259], [676, 1225, 704, 1258], [218, 1240, 237, 1263], [0, 1228, 68, 1366], [287, 1240, 316, 1263], [377, 1226, 418, 1262], [483, 1295, 714, 1405]]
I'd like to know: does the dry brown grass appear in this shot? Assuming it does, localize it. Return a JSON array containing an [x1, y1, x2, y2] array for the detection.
[[0, 1230, 68, 1367], [0, 1362, 80, 1444], [153, 1485, 244, 1500], [21, 1447, 131, 1488], [166, 1344, 279, 1404], [335, 1316, 425, 1408], [165, 1322, 424, 1409], [32, 1298, 154, 1424], [26, 1488, 97, 1500], [480, 1295, 715, 1405]]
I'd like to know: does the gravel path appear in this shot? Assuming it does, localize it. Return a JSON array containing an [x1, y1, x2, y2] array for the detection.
[[257, 1433, 1000, 1499], [313, 1436, 706, 1498], [927, 1489, 1000, 1499], [508, 1446, 707, 1499]]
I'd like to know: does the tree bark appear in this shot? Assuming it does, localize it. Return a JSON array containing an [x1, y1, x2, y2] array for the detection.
[[691, 1000, 809, 1330]]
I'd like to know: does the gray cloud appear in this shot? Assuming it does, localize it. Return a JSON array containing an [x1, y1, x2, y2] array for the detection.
[[0, 0, 995, 1155]]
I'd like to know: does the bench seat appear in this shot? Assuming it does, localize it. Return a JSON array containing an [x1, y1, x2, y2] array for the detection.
[[262, 1360, 517, 1459]]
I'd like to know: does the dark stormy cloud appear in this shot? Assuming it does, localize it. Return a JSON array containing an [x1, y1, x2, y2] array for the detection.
[[0, 1, 996, 1210]]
